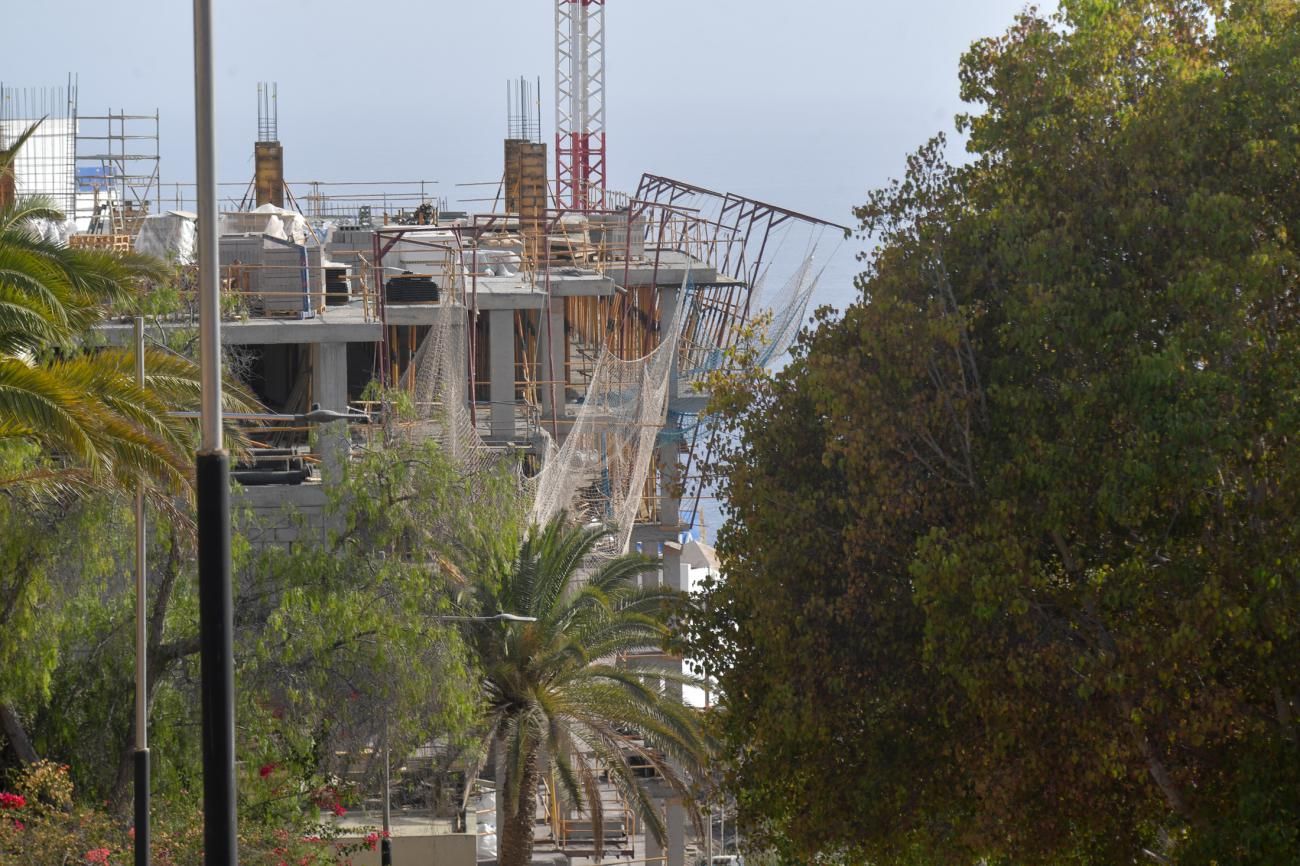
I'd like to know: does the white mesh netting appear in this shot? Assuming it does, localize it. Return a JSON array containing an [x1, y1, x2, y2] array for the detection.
[[408, 300, 507, 478], [401, 231, 828, 551], [525, 271, 690, 554], [752, 252, 825, 368], [406, 269, 690, 556]]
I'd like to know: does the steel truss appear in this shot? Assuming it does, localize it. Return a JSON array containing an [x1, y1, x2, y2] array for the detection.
[[634, 173, 849, 533], [555, 0, 606, 211]]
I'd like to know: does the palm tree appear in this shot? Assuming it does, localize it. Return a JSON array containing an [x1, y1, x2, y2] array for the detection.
[[0, 121, 252, 764], [463, 518, 708, 866], [0, 120, 216, 500]]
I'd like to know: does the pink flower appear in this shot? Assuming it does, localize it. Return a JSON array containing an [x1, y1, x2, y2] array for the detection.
[[259, 763, 277, 778], [0, 792, 25, 810], [86, 849, 112, 864], [12, 820, 24, 831], [364, 832, 379, 850], [330, 802, 347, 816]]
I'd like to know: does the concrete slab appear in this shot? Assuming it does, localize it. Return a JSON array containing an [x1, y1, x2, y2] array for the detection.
[[618, 251, 719, 287], [95, 303, 382, 346]]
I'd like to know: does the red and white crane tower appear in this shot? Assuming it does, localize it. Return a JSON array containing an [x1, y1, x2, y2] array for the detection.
[[555, 0, 606, 210]]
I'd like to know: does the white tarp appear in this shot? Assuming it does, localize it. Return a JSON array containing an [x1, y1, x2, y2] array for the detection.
[[24, 218, 74, 247], [474, 790, 497, 860], [134, 210, 197, 264], [219, 203, 314, 247]]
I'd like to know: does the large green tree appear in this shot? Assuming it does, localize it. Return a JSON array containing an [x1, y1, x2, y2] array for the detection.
[[464, 518, 708, 866], [1, 433, 505, 862], [0, 123, 260, 764], [691, 2, 1300, 863]]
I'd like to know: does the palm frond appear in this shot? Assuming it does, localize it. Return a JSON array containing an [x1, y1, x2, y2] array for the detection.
[[0, 193, 66, 236], [465, 514, 711, 864]]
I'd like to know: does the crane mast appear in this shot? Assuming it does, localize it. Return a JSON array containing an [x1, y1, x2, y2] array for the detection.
[[555, 0, 606, 210]]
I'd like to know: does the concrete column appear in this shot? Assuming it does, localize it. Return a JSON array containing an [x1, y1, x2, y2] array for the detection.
[[661, 542, 684, 593], [661, 542, 687, 700], [645, 818, 665, 865], [667, 798, 686, 866], [658, 436, 681, 531], [658, 281, 684, 531], [540, 295, 566, 436], [658, 544, 688, 866], [311, 343, 348, 410], [312, 342, 349, 484], [489, 308, 516, 441], [659, 283, 681, 403], [495, 739, 506, 855], [644, 541, 667, 591]]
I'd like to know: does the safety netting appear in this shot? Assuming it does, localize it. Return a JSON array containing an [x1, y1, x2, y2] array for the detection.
[[408, 301, 506, 478], [403, 222, 830, 552], [405, 269, 691, 557], [526, 270, 691, 554]]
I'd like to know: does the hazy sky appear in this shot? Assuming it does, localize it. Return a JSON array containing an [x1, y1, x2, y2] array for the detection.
[[6, 0, 1051, 309]]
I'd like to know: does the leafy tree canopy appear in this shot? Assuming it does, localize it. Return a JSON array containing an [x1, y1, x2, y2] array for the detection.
[[2, 434, 514, 858], [691, 2, 1300, 863]]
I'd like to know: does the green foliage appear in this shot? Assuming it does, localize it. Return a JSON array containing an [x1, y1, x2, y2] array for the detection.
[[692, 2, 1300, 863], [0, 760, 124, 864], [1, 433, 513, 860], [0, 485, 124, 712], [0, 760, 376, 865]]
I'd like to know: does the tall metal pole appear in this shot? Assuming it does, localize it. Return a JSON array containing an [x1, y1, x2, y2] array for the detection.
[[719, 805, 725, 858], [381, 712, 393, 866], [133, 317, 150, 866], [193, 2, 237, 865], [704, 802, 712, 866]]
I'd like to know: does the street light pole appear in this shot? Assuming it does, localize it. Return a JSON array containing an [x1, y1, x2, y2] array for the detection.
[[193, 1, 237, 865], [133, 317, 150, 866], [381, 712, 392, 866]]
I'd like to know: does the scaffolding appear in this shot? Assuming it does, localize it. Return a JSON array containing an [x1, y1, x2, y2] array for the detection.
[[75, 109, 160, 235]]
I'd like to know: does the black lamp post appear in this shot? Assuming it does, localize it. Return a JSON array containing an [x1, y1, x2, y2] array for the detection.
[[191, 1, 237, 862], [132, 318, 151, 866]]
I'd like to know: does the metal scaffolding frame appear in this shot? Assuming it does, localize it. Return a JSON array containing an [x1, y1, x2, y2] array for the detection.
[[635, 173, 850, 297], [76, 109, 160, 235]]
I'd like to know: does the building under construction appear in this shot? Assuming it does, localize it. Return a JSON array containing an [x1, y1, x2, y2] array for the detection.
[[2, 3, 844, 863]]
